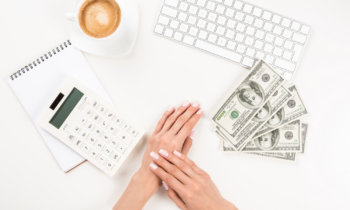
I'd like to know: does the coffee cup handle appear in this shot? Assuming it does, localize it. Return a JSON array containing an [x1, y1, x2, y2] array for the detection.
[[65, 13, 77, 22]]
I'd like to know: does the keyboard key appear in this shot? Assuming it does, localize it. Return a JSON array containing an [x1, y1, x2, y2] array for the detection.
[[254, 19, 263, 28], [179, 2, 189, 11], [265, 55, 275, 64], [216, 5, 225, 14], [274, 37, 284, 46], [284, 40, 294, 49], [281, 18, 291, 27], [89, 149, 98, 159], [73, 125, 81, 133], [103, 147, 112, 156], [116, 130, 133, 145], [292, 33, 307, 44], [187, 16, 197, 25], [206, 1, 216, 10], [74, 139, 83, 147], [283, 29, 293, 39], [86, 121, 95, 131], [114, 116, 123, 126], [93, 126, 103, 137], [82, 144, 91, 153], [255, 51, 265, 59], [263, 44, 273, 53], [225, 30, 235, 39], [106, 110, 115, 120], [117, 144, 127, 154], [242, 57, 254, 67], [300, 25, 310, 34], [92, 114, 101, 122], [235, 33, 245, 42], [161, 6, 178, 18], [96, 141, 105, 150], [283, 51, 293, 60], [243, 4, 253, 13], [180, 23, 189, 32], [263, 22, 273, 32], [195, 40, 242, 62], [129, 128, 139, 137], [246, 48, 256, 57], [224, 0, 233, 6], [79, 116, 88, 125], [292, 44, 303, 63], [225, 8, 234, 17], [208, 34, 218, 43], [170, 20, 179, 29], [92, 100, 99, 108], [207, 23, 216, 32], [265, 33, 275, 43], [218, 37, 227, 46], [226, 20, 236, 29], [87, 135, 97, 145], [227, 41, 237, 50], [262, 11, 272, 20], [244, 15, 254, 25], [178, 12, 188, 21], [273, 26, 283, 35], [236, 44, 246, 53], [273, 47, 283, 56], [244, 37, 254, 46], [158, 15, 170, 25], [109, 139, 118, 147], [208, 12, 217, 22], [197, 0, 206, 7], [197, 19, 207, 28], [233, 0, 243, 10], [80, 130, 88, 139], [236, 23, 246, 32], [102, 133, 111, 142], [85, 107, 93, 117], [291, 22, 301, 31], [98, 155, 107, 164], [255, 30, 264, 39], [164, 28, 174, 37], [183, 35, 195, 45], [198, 30, 208, 39], [198, 9, 207, 18], [235, 12, 244, 21], [189, 6, 198, 15], [106, 161, 115, 170], [217, 16, 226, 25], [154, 25, 164, 34], [165, 0, 179, 7], [100, 119, 109, 128], [274, 58, 296, 71], [252, 8, 262, 17], [174, 32, 183, 41], [246, 26, 255, 36], [67, 134, 75, 141], [216, 26, 225, 35], [254, 40, 264, 49], [111, 153, 121, 162]]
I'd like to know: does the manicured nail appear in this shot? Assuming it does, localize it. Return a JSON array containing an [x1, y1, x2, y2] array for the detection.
[[182, 100, 190, 107], [149, 163, 158, 170], [167, 106, 174, 112], [193, 101, 199, 107], [189, 130, 195, 139], [159, 149, 168, 157], [173, 150, 182, 157], [197, 109, 203, 114], [162, 181, 169, 191], [150, 152, 159, 160]]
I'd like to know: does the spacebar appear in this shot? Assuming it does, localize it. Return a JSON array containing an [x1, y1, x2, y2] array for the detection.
[[195, 40, 242, 63]]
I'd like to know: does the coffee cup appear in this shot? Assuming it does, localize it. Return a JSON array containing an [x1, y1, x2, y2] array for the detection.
[[66, 0, 123, 40]]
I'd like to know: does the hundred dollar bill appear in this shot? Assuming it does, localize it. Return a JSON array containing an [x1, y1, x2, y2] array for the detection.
[[215, 85, 293, 150], [240, 120, 302, 153], [301, 123, 308, 153], [253, 85, 308, 138], [213, 59, 285, 139]]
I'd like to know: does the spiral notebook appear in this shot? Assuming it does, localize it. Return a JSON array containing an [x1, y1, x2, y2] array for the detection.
[[7, 40, 114, 172]]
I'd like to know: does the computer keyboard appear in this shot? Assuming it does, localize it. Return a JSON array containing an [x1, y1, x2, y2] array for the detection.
[[154, 0, 311, 82]]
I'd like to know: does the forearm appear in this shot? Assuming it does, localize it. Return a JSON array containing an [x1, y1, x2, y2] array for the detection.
[[113, 167, 160, 210]]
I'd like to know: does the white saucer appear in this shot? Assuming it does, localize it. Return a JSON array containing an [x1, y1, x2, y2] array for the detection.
[[69, 0, 139, 57]]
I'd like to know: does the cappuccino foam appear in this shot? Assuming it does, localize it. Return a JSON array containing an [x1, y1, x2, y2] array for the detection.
[[79, 0, 121, 39]]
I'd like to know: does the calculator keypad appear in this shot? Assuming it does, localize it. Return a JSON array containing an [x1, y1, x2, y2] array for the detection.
[[68, 100, 140, 171]]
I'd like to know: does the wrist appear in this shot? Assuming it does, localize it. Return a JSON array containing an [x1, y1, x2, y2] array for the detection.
[[132, 167, 161, 195]]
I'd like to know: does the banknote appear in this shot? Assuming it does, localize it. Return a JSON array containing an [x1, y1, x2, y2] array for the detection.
[[215, 85, 293, 150], [213, 59, 285, 139], [253, 85, 308, 138], [301, 123, 308, 153], [241, 120, 302, 153]]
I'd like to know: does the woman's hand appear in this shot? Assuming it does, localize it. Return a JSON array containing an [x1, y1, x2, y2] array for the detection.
[[149, 149, 238, 210]]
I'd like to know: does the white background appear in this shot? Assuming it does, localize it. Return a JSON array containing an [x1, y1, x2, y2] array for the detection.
[[1, 0, 349, 209]]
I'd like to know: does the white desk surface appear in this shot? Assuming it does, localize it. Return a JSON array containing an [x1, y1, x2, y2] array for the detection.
[[1, 0, 349, 209]]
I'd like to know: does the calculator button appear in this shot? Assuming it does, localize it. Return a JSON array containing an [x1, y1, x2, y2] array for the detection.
[[114, 116, 123, 126], [87, 135, 97, 145], [99, 119, 109, 128], [129, 128, 138, 137], [122, 122, 131, 131], [98, 105, 107, 114], [92, 114, 101, 122], [98, 155, 107, 164], [93, 127, 103, 137], [92, 100, 99, 108], [111, 153, 121, 162], [106, 161, 115, 170], [109, 139, 118, 148], [103, 147, 113, 156], [102, 133, 111, 142], [96, 141, 105, 150], [85, 121, 95, 131], [73, 125, 81, 133], [85, 107, 93, 117], [74, 139, 83, 148], [67, 134, 75, 141], [107, 124, 117, 134], [79, 116, 88, 125], [106, 111, 115, 120], [116, 130, 132, 145], [117, 143, 127, 154], [82, 144, 91, 153], [79, 130, 89, 139], [89, 149, 99, 158]]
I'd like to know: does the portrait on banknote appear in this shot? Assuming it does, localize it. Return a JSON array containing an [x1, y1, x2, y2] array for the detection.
[[237, 81, 265, 109], [266, 108, 284, 128], [254, 129, 280, 150], [252, 102, 271, 122]]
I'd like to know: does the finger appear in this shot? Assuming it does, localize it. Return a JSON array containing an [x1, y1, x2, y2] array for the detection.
[[150, 151, 192, 184], [170, 101, 200, 134], [149, 163, 186, 196], [161, 101, 191, 132], [181, 133, 194, 156], [177, 109, 203, 140], [153, 106, 174, 134], [158, 149, 197, 178], [163, 182, 187, 210], [173, 150, 205, 175]]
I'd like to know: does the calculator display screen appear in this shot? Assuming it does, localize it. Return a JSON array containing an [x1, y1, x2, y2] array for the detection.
[[49, 88, 84, 129]]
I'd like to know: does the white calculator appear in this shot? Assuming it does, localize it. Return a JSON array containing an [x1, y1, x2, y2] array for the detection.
[[37, 76, 145, 176]]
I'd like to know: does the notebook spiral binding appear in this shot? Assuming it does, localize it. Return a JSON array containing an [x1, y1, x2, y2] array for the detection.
[[10, 40, 72, 81]]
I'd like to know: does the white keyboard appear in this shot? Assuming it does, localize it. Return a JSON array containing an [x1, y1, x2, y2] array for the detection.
[[154, 0, 311, 81]]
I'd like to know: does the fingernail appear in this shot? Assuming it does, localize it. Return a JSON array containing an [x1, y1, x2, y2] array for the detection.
[[167, 106, 174, 112], [162, 181, 169, 191], [150, 152, 159, 160], [149, 163, 158, 170], [197, 109, 203, 114], [189, 130, 195, 139], [173, 150, 182, 157], [193, 101, 199, 107], [182, 100, 190, 107], [159, 149, 169, 157]]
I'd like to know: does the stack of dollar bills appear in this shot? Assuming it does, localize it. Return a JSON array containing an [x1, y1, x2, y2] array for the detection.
[[213, 59, 309, 161]]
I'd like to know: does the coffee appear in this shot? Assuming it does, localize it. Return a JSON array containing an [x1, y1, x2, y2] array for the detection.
[[78, 0, 121, 39]]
